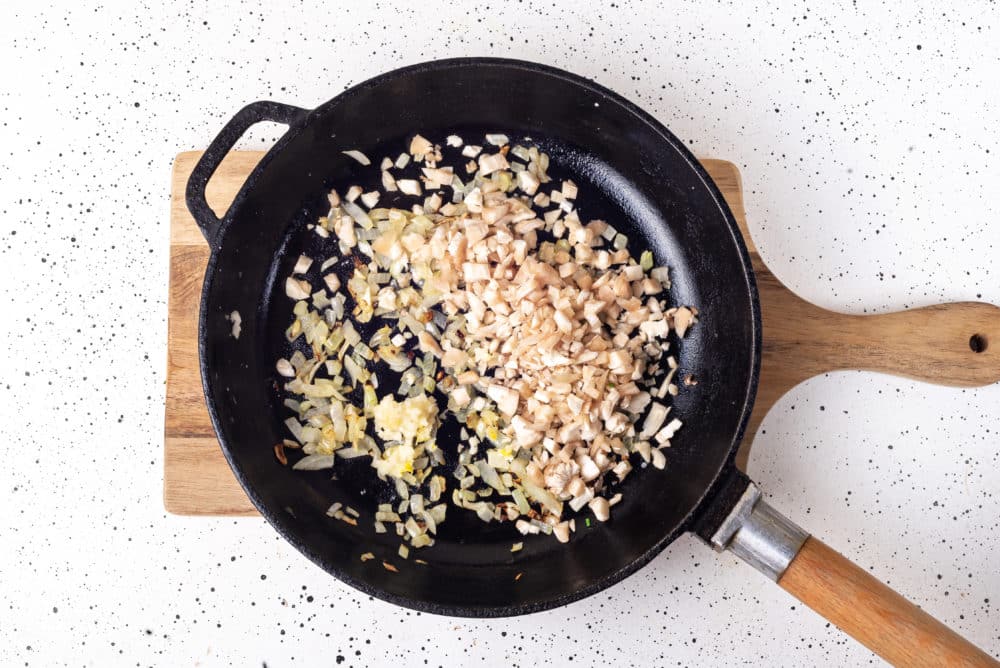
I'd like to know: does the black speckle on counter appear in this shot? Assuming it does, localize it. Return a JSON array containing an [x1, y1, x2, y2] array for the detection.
[[1, 3, 998, 666]]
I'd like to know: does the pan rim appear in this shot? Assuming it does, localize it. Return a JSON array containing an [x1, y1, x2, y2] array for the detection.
[[197, 56, 762, 617]]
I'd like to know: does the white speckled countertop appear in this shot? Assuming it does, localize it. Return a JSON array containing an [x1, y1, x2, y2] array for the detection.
[[2, 2, 998, 666]]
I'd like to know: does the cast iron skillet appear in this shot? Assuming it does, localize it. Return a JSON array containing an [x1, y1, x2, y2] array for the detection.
[[185, 59, 995, 665]]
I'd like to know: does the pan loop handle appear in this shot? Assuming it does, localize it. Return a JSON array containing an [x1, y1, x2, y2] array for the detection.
[[185, 101, 307, 245]]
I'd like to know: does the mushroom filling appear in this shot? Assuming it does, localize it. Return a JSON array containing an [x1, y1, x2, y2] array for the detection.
[[275, 133, 698, 552]]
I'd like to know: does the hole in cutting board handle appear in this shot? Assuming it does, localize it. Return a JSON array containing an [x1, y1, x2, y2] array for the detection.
[[969, 334, 988, 353]]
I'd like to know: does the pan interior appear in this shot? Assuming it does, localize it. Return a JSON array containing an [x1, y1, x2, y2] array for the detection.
[[201, 60, 758, 615]]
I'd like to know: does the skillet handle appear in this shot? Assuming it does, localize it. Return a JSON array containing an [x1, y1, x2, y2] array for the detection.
[[779, 537, 998, 667], [704, 482, 997, 666], [185, 101, 307, 244]]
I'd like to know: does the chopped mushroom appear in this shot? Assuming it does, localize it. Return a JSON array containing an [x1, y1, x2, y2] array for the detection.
[[486, 384, 520, 417], [409, 134, 434, 158], [561, 180, 578, 200], [651, 447, 666, 470], [276, 131, 698, 552], [672, 306, 696, 338], [577, 455, 601, 482], [517, 170, 540, 195], [588, 496, 610, 522], [656, 418, 683, 442], [477, 152, 509, 175], [638, 402, 670, 439], [553, 522, 571, 543]]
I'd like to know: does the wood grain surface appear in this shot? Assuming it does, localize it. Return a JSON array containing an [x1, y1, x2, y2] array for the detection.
[[779, 537, 999, 667], [164, 150, 1000, 515]]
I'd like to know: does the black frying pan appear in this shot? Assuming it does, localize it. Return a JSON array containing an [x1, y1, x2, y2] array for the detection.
[[185, 59, 995, 665]]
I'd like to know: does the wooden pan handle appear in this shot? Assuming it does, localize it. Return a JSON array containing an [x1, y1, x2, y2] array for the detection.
[[779, 537, 998, 667], [735, 186, 1000, 389]]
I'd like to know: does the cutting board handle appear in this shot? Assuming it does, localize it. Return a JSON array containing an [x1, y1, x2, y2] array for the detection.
[[807, 301, 1000, 387], [743, 264, 1000, 451], [728, 181, 1000, 448], [732, 194, 1000, 387], [779, 537, 999, 667]]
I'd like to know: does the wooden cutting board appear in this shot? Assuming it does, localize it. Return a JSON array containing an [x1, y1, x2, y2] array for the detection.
[[164, 151, 1000, 515]]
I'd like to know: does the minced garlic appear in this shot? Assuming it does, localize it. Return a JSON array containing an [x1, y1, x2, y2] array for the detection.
[[372, 394, 438, 447], [372, 443, 416, 480]]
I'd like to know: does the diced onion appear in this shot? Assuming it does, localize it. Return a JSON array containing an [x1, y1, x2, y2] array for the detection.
[[276, 131, 696, 554], [341, 200, 373, 229], [397, 179, 422, 196], [342, 150, 371, 166], [360, 191, 380, 209], [485, 133, 509, 146], [293, 454, 335, 470]]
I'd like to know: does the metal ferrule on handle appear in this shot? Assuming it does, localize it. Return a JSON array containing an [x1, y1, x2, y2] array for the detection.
[[706, 482, 808, 581], [706, 481, 998, 666]]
